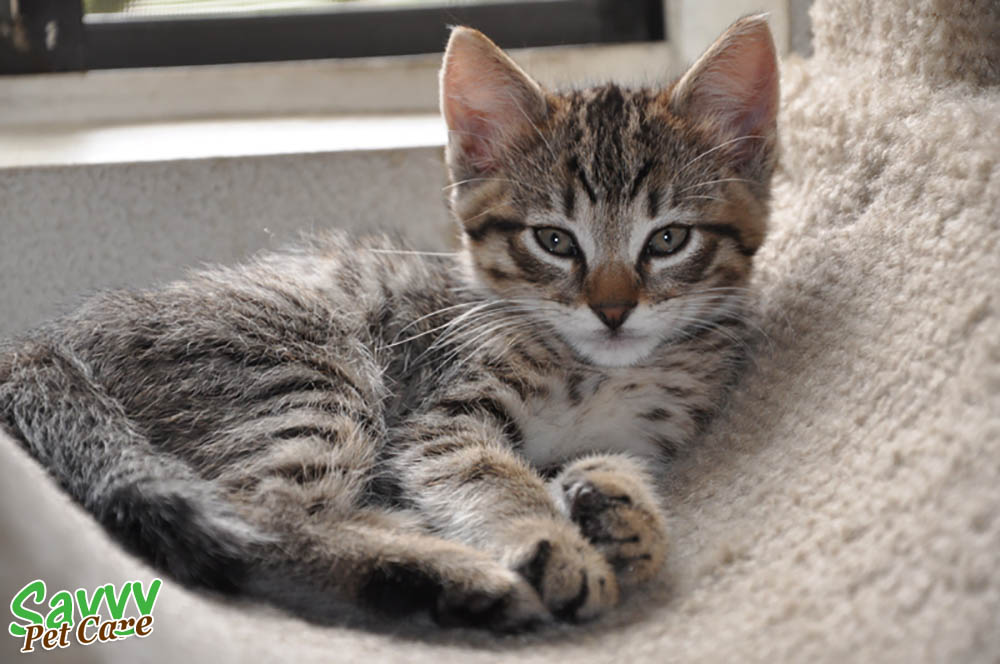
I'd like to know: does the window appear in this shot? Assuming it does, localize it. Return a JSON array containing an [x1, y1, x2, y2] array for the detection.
[[0, 0, 665, 74]]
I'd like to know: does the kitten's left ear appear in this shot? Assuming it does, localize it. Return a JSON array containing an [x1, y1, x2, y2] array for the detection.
[[440, 27, 547, 178], [667, 15, 779, 166]]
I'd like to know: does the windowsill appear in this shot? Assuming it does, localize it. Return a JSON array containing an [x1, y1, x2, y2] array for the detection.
[[0, 114, 445, 169], [0, 40, 675, 170], [0, 40, 675, 165]]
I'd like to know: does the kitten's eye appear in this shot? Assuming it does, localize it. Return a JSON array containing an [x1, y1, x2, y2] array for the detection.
[[534, 227, 578, 257], [644, 225, 691, 257]]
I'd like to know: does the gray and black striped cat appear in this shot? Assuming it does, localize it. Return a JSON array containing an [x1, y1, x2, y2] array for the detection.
[[0, 17, 778, 631]]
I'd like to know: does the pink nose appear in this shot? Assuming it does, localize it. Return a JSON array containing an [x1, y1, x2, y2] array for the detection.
[[590, 302, 636, 331]]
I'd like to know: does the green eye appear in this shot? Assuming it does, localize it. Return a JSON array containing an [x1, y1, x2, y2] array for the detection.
[[534, 227, 578, 257], [645, 225, 691, 257]]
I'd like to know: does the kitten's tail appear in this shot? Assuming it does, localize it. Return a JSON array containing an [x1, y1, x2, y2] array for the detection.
[[0, 339, 263, 594]]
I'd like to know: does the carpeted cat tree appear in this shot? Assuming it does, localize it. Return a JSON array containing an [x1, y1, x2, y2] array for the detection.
[[1, 0, 997, 661]]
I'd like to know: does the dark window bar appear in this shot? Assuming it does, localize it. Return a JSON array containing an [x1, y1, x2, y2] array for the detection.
[[0, 0, 664, 74]]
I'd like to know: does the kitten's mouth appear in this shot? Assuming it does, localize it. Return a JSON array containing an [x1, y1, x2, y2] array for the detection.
[[596, 328, 637, 342], [572, 328, 660, 367]]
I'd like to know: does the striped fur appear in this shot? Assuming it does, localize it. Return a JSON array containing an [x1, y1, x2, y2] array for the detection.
[[0, 17, 778, 631]]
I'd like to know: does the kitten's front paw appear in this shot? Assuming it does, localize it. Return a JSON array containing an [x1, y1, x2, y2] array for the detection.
[[553, 455, 668, 587], [430, 561, 549, 632], [500, 518, 619, 622], [366, 543, 549, 632]]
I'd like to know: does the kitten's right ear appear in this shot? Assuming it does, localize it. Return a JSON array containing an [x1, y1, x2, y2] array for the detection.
[[666, 15, 779, 166], [440, 27, 547, 177]]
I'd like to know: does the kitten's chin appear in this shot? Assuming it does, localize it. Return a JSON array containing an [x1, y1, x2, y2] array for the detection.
[[567, 332, 661, 368]]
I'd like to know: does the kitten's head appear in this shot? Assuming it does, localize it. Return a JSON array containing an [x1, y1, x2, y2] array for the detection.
[[440, 17, 779, 367]]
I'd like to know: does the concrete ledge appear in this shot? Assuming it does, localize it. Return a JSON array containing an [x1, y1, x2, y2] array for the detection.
[[0, 114, 445, 169], [0, 146, 455, 338]]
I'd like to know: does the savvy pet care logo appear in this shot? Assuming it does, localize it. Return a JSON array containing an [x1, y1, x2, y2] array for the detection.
[[8, 578, 161, 654]]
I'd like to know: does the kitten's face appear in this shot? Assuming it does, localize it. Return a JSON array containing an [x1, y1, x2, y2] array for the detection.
[[441, 21, 778, 367]]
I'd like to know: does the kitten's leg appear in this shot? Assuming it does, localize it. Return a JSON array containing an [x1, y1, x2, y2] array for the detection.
[[390, 409, 619, 622], [204, 391, 551, 630], [549, 454, 669, 588]]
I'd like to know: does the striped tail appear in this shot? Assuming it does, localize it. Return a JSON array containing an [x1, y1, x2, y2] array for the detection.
[[0, 339, 262, 594]]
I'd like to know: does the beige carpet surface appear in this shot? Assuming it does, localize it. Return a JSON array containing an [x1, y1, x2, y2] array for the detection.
[[2, 0, 998, 661]]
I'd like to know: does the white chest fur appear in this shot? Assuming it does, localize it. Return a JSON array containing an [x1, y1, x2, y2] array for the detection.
[[513, 368, 698, 468]]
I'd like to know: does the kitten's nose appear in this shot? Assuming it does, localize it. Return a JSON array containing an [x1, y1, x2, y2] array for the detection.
[[590, 302, 636, 331]]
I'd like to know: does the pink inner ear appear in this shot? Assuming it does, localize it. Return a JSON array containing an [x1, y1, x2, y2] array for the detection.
[[673, 20, 779, 150], [451, 108, 499, 173], [717, 43, 778, 138], [440, 28, 546, 176], [443, 71, 531, 174], [442, 62, 510, 174], [719, 58, 776, 136]]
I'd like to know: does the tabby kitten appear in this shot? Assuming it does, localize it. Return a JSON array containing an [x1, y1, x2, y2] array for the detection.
[[0, 17, 778, 631]]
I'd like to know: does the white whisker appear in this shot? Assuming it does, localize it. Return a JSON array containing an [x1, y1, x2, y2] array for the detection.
[[384, 300, 501, 350], [680, 194, 727, 204], [676, 134, 764, 178], [443, 175, 548, 197], [462, 202, 513, 224], [675, 177, 754, 193], [367, 249, 461, 258], [389, 300, 486, 343]]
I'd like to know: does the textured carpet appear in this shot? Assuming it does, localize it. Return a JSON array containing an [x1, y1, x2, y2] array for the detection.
[[2, 0, 998, 661]]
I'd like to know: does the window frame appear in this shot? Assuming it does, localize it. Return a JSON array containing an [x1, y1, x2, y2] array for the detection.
[[1, 0, 665, 74]]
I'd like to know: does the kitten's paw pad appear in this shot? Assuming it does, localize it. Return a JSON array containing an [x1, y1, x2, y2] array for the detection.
[[503, 519, 618, 622], [558, 459, 668, 587]]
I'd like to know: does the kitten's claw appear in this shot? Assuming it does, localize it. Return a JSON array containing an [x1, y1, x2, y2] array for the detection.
[[554, 455, 669, 587], [500, 517, 619, 622]]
